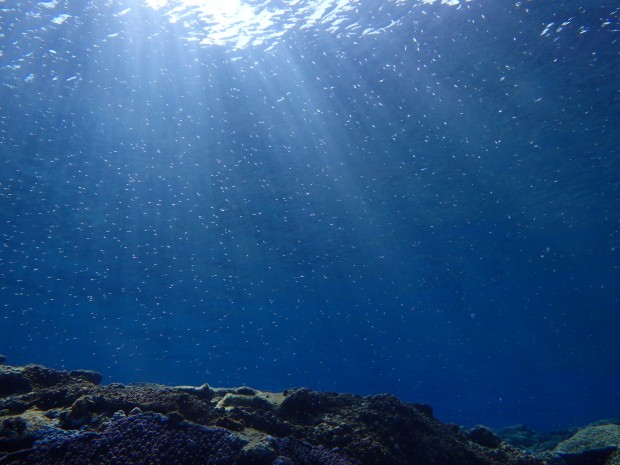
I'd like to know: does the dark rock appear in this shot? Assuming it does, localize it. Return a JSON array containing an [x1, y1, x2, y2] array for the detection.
[[0, 367, 31, 397], [0, 417, 29, 452], [166, 411, 185, 425], [69, 370, 103, 385], [412, 402, 433, 417], [34, 386, 82, 411], [0, 355, 6, 365], [468, 424, 503, 448], [21, 365, 68, 388], [214, 416, 245, 431], [0, 399, 29, 416], [236, 386, 257, 396], [278, 388, 358, 424], [62, 395, 100, 428], [0, 410, 58, 454]]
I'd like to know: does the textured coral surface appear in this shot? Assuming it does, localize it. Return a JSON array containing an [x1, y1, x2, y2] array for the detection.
[[0, 361, 616, 465]]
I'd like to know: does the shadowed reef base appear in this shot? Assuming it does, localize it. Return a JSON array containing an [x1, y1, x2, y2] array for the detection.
[[0, 359, 618, 465]]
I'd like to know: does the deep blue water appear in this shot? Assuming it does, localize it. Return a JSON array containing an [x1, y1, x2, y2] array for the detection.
[[1, 0, 619, 431]]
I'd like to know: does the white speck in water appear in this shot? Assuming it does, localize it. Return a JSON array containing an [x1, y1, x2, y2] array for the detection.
[[51, 14, 71, 25], [39, 0, 59, 9]]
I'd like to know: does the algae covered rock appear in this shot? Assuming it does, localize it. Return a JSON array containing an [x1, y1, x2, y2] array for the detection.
[[554, 424, 620, 454], [215, 392, 276, 412], [69, 370, 103, 385], [498, 424, 574, 452], [552, 424, 620, 465]]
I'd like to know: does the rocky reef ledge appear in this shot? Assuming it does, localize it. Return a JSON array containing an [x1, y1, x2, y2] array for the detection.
[[0, 359, 618, 465]]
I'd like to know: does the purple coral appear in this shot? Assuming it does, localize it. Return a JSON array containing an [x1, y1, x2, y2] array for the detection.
[[272, 437, 359, 465], [1, 413, 243, 465], [0, 413, 358, 465]]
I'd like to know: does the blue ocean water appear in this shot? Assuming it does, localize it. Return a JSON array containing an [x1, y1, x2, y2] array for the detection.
[[0, 0, 618, 431]]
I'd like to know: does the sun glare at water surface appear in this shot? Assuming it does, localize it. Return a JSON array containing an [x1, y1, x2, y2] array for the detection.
[[146, 0, 250, 26], [142, 0, 363, 49], [144, 0, 289, 48], [141, 0, 463, 50]]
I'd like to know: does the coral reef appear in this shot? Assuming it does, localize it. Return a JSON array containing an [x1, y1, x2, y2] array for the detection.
[[0, 360, 616, 464], [549, 424, 620, 465]]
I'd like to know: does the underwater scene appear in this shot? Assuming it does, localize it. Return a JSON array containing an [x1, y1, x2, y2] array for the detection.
[[1, 0, 619, 452]]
